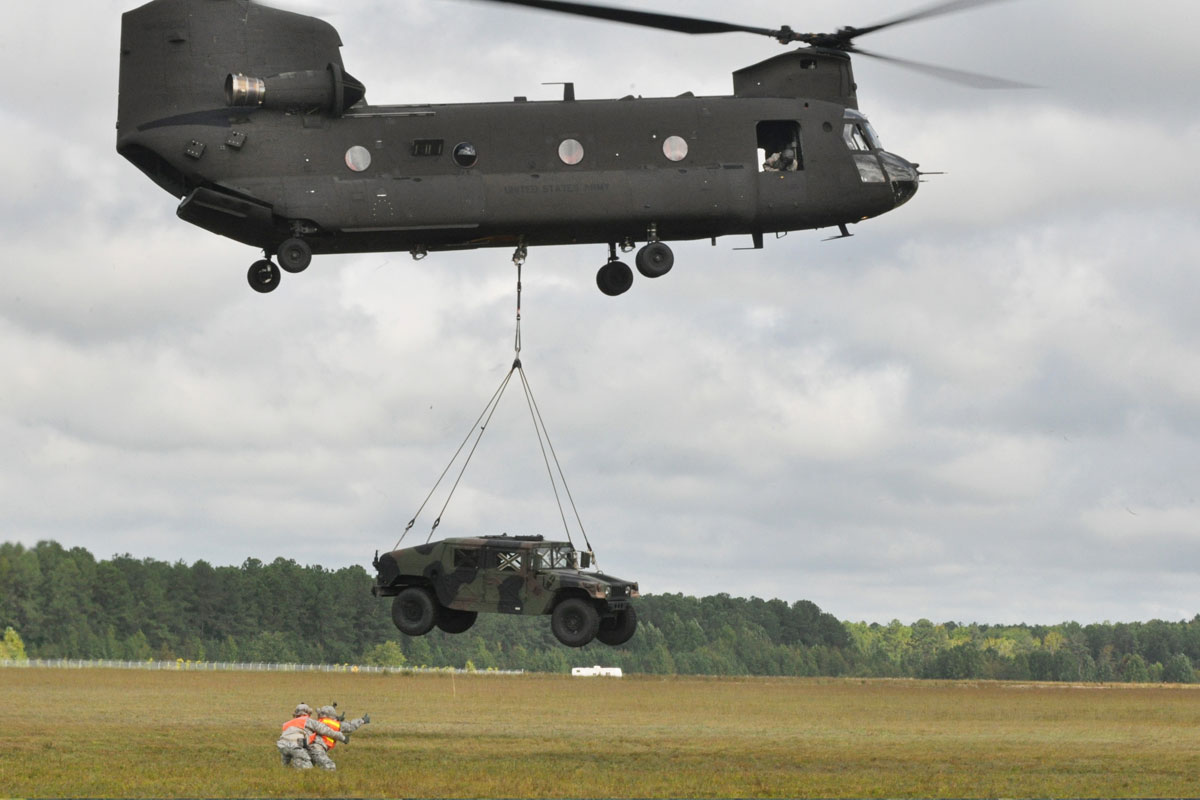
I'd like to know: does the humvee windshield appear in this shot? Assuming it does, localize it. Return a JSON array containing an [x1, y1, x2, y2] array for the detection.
[[533, 544, 576, 570]]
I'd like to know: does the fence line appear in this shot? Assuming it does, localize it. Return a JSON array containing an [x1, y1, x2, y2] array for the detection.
[[0, 658, 522, 675]]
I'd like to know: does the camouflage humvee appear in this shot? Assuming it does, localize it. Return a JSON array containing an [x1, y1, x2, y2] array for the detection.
[[372, 534, 639, 647]]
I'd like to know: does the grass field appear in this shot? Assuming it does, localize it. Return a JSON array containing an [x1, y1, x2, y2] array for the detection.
[[6, 667, 1200, 798]]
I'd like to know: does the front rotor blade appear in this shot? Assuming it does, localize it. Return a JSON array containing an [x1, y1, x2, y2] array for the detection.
[[853, 47, 1034, 89], [851, 0, 1017, 40], [467, 0, 779, 38]]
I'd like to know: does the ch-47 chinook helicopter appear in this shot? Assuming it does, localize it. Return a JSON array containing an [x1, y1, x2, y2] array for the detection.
[[117, 0, 1024, 295]]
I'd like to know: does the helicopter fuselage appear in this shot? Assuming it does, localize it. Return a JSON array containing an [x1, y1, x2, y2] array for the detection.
[[117, 0, 919, 292]]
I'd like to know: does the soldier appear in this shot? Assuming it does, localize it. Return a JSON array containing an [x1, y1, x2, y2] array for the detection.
[[277, 703, 347, 769], [763, 146, 798, 171], [306, 704, 371, 770]]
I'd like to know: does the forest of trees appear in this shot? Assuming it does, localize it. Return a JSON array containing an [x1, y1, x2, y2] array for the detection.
[[1, 540, 1197, 682]]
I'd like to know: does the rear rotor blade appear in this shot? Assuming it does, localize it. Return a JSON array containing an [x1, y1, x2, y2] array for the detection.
[[468, 0, 780, 37], [853, 47, 1034, 89]]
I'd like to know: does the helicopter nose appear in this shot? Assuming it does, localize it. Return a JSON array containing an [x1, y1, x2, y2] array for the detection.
[[880, 151, 919, 208]]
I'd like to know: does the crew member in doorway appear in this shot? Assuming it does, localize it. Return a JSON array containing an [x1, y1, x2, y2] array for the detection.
[[764, 146, 799, 171]]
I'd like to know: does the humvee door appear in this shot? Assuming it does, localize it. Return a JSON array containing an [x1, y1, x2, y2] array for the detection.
[[482, 545, 527, 613], [442, 544, 485, 609]]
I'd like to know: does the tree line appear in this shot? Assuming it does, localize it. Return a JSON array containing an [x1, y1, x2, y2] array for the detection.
[[1, 540, 1196, 682]]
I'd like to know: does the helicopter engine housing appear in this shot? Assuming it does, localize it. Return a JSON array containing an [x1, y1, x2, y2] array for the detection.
[[224, 64, 364, 116]]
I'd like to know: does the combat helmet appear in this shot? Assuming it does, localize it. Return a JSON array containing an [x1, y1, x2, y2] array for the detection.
[[293, 703, 313, 717]]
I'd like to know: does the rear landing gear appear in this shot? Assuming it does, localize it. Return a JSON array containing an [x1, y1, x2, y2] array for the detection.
[[276, 238, 312, 273], [246, 236, 312, 293], [247, 259, 281, 293]]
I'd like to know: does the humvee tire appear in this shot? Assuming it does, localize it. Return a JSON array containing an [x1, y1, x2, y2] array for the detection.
[[392, 587, 437, 636], [436, 607, 478, 634], [551, 597, 600, 647], [596, 605, 638, 646]]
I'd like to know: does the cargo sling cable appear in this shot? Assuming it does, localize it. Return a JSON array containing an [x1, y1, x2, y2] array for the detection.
[[394, 246, 595, 562]]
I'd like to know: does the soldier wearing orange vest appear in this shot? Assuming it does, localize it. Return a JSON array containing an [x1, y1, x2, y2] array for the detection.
[[276, 703, 347, 769], [306, 704, 370, 770]]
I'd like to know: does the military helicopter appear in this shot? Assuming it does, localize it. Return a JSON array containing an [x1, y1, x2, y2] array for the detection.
[[117, 0, 1023, 295]]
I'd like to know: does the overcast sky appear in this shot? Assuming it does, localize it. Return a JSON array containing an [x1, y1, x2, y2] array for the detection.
[[3, 0, 1199, 625]]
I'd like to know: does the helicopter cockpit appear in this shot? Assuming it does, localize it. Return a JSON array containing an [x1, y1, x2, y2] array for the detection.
[[843, 109, 919, 206], [842, 109, 884, 153]]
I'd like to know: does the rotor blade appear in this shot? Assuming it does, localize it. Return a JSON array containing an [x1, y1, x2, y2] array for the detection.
[[465, 0, 779, 38], [851, 0, 1018, 40], [853, 47, 1035, 89]]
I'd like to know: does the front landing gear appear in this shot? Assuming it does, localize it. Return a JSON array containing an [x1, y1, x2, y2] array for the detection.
[[247, 259, 281, 293], [597, 259, 634, 296], [635, 241, 673, 278], [596, 240, 633, 296], [596, 231, 674, 296]]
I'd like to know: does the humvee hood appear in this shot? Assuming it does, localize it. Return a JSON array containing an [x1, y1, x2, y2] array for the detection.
[[544, 568, 637, 588]]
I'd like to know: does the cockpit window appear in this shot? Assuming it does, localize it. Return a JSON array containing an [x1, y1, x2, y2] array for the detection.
[[843, 123, 870, 151], [862, 120, 883, 150], [843, 118, 883, 152]]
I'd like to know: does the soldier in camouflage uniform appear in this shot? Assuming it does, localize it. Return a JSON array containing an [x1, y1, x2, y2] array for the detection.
[[277, 703, 347, 769], [305, 704, 370, 770]]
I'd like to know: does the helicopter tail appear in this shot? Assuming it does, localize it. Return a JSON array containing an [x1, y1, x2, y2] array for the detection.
[[117, 0, 360, 197]]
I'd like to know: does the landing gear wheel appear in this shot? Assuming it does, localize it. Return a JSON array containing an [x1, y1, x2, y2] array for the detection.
[[635, 242, 674, 278], [435, 607, 478, 634], [551, 598, 600, 647], [247, 259, 281, 293], [391, 587, 437, 636], [277, 238, 312, 274], [596, 261, 633, 296], [596, 605, 638, 646]]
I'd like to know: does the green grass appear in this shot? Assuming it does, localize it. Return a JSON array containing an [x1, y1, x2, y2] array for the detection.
[[6, 668, 1200, 797]]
